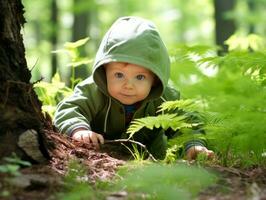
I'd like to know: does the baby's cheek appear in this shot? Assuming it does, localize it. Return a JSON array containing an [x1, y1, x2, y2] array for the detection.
[[142, 80, 153, 89]]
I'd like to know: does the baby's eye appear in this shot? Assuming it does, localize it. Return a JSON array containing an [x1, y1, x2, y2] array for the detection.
[[136, 75, 145, 80], [114, 72, 124, 78]]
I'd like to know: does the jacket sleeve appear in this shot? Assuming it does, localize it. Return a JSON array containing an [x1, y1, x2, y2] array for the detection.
[[53, 77, 105, 136], [162, 86, 207, 153]]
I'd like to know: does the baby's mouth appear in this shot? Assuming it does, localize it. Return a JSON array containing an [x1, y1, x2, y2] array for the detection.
[[120, 93, 135, 97]]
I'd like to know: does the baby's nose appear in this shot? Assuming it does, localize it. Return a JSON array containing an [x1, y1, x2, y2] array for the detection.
[[124, 79, 134, 88]]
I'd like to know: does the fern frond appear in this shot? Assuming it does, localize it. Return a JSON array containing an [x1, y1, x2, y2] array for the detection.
[[200, 112, 224, 126], [158, 99, 196, 113], [127, 114, 192, 139]]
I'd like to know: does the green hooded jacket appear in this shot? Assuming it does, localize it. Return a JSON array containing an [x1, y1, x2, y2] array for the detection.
[[54, 16, 206, 159]]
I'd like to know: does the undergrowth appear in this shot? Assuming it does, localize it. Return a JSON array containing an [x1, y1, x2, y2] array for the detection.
[[0, 154, 31, 198], [57, 159, 95, 200], [168, 33, 266, 168], [56, 159, 217, 200], [114, 162, 217, 200]]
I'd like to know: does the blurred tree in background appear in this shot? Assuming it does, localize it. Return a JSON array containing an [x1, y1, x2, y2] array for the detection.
[[214, 0, 236, 55]]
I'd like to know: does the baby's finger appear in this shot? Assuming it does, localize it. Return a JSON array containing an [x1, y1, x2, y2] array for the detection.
[[72, 133, 83, 142], [89, 134, 100, 149], [96, 134, 104, 144], [207, 150, 214, 159]]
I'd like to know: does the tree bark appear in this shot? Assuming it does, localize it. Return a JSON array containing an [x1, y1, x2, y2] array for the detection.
[[0, 0, 49, 162], [214, 0, 236, 55]]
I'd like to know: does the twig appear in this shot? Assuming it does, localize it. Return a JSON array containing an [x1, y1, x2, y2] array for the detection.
[[29, 58, 39, 72], [32, 77, 44, 85], [49, 133, 76, 149], [104, 139, 157, 162]]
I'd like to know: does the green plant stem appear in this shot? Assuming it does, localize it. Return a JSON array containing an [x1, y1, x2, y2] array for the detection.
[[104, 139, 157, 162], [71, 66, 75, 89]]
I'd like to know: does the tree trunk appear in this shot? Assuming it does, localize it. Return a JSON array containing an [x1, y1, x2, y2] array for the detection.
[[247, 0, 255, 34], [0, 0, 50, 162], [50, 0, 58, 77], [214, 0, 236, 55]]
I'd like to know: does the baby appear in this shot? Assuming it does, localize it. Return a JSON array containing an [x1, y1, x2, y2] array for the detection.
[[54, 16, 213, 160]]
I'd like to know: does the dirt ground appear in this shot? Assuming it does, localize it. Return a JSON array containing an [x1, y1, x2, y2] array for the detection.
[[0, 130, 265, 200]]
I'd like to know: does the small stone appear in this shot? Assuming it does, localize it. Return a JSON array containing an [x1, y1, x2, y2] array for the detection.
[[18, 129, 46, 163]]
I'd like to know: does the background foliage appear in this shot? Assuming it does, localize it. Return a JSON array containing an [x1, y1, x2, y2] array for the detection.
[[23, 0, 208, 81]]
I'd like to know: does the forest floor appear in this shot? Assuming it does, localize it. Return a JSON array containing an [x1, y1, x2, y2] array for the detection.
[[0, 130, 266, 200]]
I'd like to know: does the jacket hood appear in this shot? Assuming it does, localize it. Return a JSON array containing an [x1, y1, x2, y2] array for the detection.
[[92, 16, 170, 101]]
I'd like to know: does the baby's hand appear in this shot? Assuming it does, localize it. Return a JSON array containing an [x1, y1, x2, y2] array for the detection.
[[186, 146, 214, 161], [72, 129, 104, 149]]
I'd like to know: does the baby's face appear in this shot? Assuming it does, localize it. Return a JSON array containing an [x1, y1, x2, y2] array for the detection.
[[105, 62, 155, 105]]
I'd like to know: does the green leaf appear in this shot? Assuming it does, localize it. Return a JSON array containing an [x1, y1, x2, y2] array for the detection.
[[66, 58, 93, 68], [34, 73, 73, 117], [158, 99, 196, 113], [4, 154, 31, 167], [127, 114, 190, 139], [64, 37, 90, 49], [225, 33, 266, 51], [0, 164, 21, 176]]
